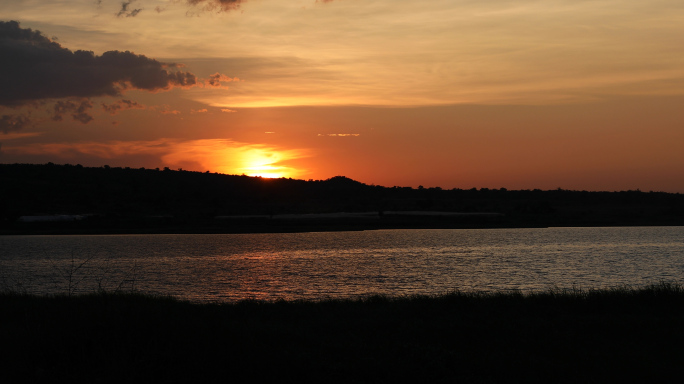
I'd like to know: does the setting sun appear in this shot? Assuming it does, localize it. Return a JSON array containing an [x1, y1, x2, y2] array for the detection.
[[210, 144, 306, 179], [243, 166, 285, 179], [237, 151, 293, 178]]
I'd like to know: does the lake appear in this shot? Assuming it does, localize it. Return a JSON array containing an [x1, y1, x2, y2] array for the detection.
[[1, 227, 683, 302]]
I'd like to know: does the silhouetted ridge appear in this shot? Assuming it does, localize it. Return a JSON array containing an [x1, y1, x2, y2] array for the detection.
[[1, 162, 683, 233], [322, 176, 367, 189]]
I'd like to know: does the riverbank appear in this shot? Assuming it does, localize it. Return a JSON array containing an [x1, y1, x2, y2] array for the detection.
[[2, 284, 683, 383], [3, 212, 683, 236]]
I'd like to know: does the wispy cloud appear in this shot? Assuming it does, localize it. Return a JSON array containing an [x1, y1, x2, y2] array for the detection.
[[0, 131, 42, 140], [186, 0, 245, 13], [102, 99, 146, 115], [205, 73, 239, 88], [116, 0, 142, 17], [0, 114, 32, 133], [154, 105, 181, 115], [53, 99, 94, 124], [185, 0, 336, 13]]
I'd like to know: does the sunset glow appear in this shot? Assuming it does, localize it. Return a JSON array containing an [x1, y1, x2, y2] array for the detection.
[[2, 1, 684, 191], [221, 147, 304, 179]]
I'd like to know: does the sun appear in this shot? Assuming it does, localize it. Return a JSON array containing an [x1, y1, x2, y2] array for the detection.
[[244, 164, 286, 179], [160, 139, 306, 179], [236, 148, 295, 179]]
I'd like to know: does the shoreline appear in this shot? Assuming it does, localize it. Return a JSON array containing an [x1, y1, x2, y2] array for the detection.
[[2, 221, 681, 236]]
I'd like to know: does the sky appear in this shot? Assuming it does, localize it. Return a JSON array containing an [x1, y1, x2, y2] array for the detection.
[[1, 0, 684, 192]]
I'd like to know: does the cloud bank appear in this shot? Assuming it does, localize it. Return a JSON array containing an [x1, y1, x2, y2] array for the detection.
[[0, 20, 197, 107]]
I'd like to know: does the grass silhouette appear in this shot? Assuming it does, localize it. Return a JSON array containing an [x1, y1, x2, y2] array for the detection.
[[2, 284, 684, 383]]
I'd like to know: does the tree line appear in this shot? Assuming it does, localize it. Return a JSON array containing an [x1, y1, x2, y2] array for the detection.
[[1, 163, 683, 230]]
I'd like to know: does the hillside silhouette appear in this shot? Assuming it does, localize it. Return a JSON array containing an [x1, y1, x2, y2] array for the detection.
[[1, 163, 683, 233]]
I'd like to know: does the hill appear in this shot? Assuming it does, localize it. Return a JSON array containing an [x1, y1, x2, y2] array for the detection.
[[1, 163, 683, 233]]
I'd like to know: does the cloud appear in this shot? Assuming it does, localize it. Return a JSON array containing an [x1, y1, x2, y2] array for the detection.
[[186, 0, 333, 12], [206, 73, 239, 87], [52, 100, 94, 124], [187, 0, 245, 13], [0, 131, 41, 140], [102, 99, 146, 115], [184, 0, 333, 12], [117, 1, 142, 17], [1, 114, 32, 133], [0, 21, 198, 107], [221, 109, 237, 113], [154, 105, 181, 115]]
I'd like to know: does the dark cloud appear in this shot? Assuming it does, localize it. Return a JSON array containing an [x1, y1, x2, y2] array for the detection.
[[0, 21, 198, 107], [206, 72, 237, 87], [52, 100, 94, 124], [1, 114, 32, 133], [168, 71, 198, 87], [186, 0, 334, 13], [117, 1, 142, 17], [73, 101, 94, 124], [102, 99, 145, 115], [187, 0, 245, 12]]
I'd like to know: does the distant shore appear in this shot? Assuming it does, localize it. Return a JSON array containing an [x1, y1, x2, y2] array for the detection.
[[2, 214, 682, 236], [3, 163, 684, 235], [2, 211, 522, 235], [2, 284, 684, 383]]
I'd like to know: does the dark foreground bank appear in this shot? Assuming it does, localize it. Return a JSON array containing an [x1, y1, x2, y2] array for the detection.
[[2, 285, 684, 384]]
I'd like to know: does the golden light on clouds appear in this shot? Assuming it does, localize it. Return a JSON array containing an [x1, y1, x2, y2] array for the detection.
[[5, 139, 309, 179], [3, 1, 684, 192], [7, 1, 684, 109]]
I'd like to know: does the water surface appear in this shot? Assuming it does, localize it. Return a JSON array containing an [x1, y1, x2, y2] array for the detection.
[[1, 227, 683, 302]]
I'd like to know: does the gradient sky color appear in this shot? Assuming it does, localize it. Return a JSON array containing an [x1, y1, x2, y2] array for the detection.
[[2, 0, 684, 191]]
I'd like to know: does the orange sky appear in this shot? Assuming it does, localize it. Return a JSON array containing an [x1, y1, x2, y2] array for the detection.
[[2, 0, 684, 191]]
